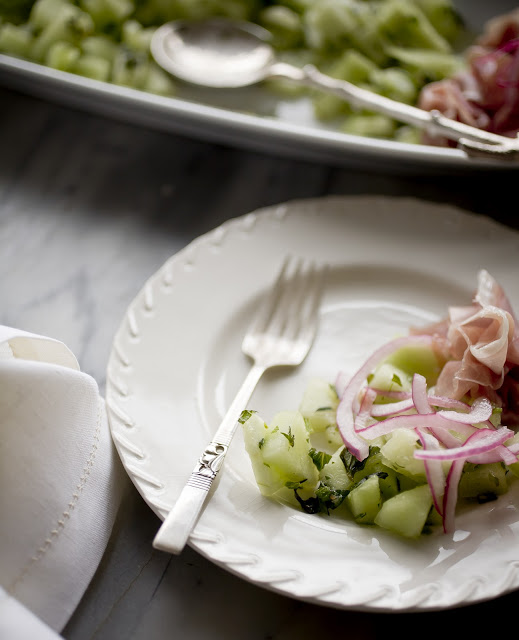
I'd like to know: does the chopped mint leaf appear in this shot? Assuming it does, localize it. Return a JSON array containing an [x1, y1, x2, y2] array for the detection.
[[281, 426, 295, 447], [315, 484, 349, 512], [309, 448, 331, 471], [285, 479, 307, 490], [341, 446, 381, 478], [490, 407, 502, 427], [316, 406, 332, 412], [258, 438, 265, 449], [238, 409, 257, 424], [292, 479, 349, 515], [391, 373, 402, 387], [293, 491, 321, 514]]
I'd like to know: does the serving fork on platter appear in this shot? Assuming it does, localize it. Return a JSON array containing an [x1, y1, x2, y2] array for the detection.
[[153, 256, 327, 554]]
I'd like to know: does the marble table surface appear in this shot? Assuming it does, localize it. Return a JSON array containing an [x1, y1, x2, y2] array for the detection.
[[1, 82, 519, 640]]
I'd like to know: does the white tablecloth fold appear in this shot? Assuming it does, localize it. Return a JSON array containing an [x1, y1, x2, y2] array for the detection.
[[0, 326, 126, 636]]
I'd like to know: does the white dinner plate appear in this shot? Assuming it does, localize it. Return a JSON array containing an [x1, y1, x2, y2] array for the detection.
[[1, 0, 519, 172], [106, 196, 519, 612]]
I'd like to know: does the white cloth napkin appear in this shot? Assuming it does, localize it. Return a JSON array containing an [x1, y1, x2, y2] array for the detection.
[[0, 325, 126, 637]]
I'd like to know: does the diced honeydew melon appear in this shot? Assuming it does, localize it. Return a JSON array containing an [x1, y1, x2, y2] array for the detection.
[[489, 406, 502, 428], [304, 0, 368, 51], [506, 432, 519, 478], [262, 411, 319, 487], [258, 5, 304, 50], [0, 23, 33, 58], [74, 54, 111, 80], [30, 8, 94, 62], [352, 448, 400, 499], [381, 428, 427, 482], [79, 0, 134, 30], [29, 0, 72, 31], [121, 19, 155, 53], [81, 35, 118, 62], [382, 342, 442, 386], [341, 113, 397, 139], [396, 473, 420, 492], [369, 67, 418, 104], [319, 445, 353, 492], [385, 45, 464, 81], [394, 125, 422, 144], [458, 462, 509, 500], [241, 410, 319, 499], [298, 377, 338, 433], [368, 362, 411, 400], [141, 63, 176, 96], [374, 483, 433, 537], [323, 424, 344, 449], [346, 474, 382, 524], [425, 504, 443, 527], [413, 0, 464, 43], [45, 41, 80, 70], [376, 0, 452, 53], [241, 411, 286, 496], [367, 340, 443, 402]]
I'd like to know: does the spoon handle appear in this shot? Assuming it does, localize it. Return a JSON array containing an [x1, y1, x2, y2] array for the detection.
[[269, 61, 519, 160]]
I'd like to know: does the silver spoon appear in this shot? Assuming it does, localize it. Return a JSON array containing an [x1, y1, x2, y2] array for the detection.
[[151, 18, 519, 161]]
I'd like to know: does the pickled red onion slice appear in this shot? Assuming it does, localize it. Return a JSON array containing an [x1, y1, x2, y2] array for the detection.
[[355, 388, 377, 431], [443, 457, 465, 533], [412, 373, 432, 414], [436, 396, 494, 425], [414, 427, 513, 461], [370, 398, 415, 417], [336, 335, 434, 460], [416, 429, 445, 516], [358, 412, 477, 439]]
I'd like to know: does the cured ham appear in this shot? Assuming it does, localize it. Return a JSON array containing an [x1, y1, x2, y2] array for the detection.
[[418, 10, 519, 144], [416, 270, 519, 424]]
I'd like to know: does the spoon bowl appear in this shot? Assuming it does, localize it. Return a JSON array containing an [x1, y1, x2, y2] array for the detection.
[[151, 19, 276, 89]]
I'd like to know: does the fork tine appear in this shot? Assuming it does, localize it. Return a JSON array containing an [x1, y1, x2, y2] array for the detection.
[[262, 256, 306, 338], [245, 255, 294, 339], [299, 262, 328, 328], [281, 260, 327, 343], [248, 257, 326, 343]]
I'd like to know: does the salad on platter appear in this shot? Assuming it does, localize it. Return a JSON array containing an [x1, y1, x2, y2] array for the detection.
[[240, 269, 519, 538], [1, 0, 519, 146]]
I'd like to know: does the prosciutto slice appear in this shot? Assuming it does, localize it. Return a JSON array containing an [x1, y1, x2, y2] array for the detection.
[[418, 10, 519, 144], [418, 270, 519, 424]]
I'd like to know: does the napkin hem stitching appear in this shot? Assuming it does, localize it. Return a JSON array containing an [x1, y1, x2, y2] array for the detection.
[[7, 398, 103, 595]]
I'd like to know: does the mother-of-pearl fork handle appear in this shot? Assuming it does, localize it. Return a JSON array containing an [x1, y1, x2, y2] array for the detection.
[[153, 363, 266, 554]]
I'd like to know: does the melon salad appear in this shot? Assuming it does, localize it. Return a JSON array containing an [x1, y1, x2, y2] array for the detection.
[[240, 269, 519, 538]]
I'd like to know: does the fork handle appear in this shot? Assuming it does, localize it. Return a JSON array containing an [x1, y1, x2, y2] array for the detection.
[[153, 363, 266, 554]]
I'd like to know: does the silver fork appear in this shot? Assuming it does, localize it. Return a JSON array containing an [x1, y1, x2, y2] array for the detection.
[[153, 256, 327, 554]]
